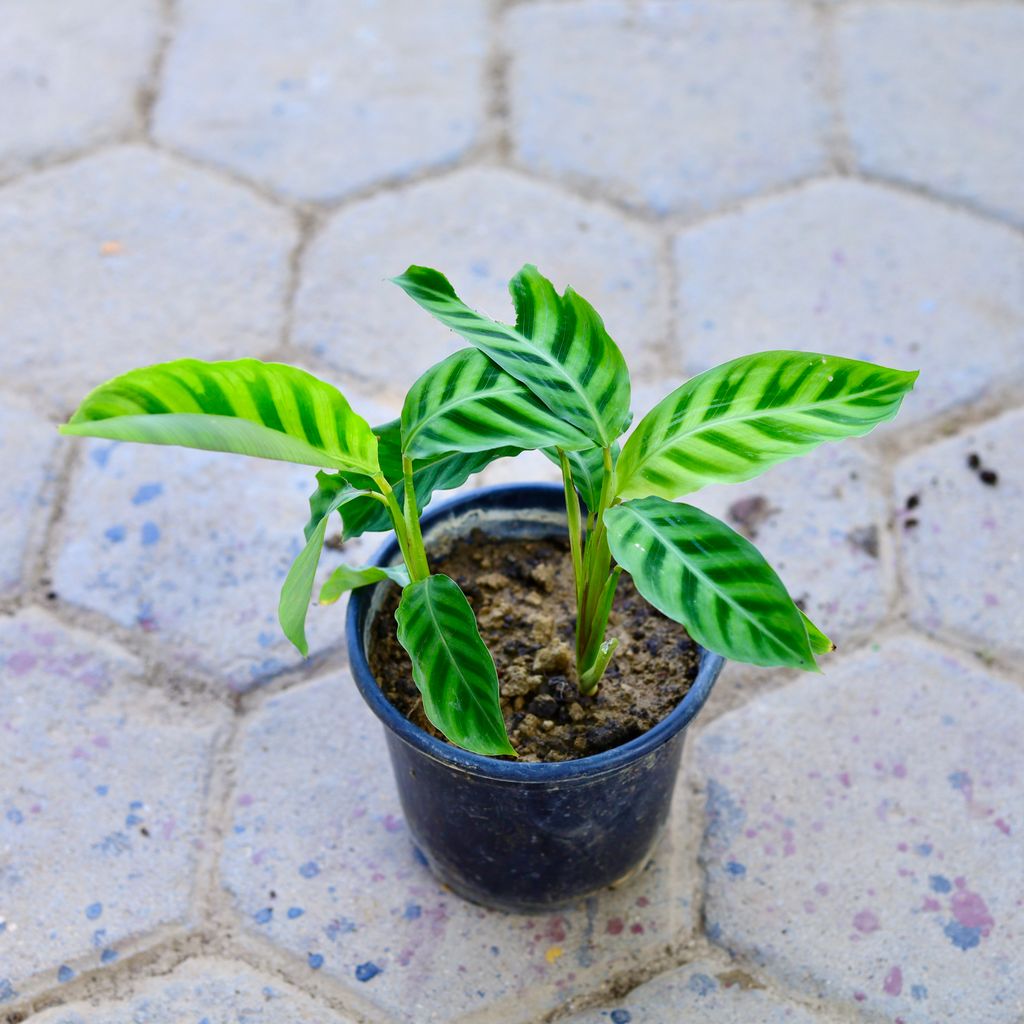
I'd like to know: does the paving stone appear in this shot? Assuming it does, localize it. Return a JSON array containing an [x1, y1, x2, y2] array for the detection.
[[30, 956, 354, 1023], [222, 672, 698, 1024], [292, 167, 669, 404], [153, 0, 488, 202], [838, 4, 1024, 227], [0, 397, 60, 597], [505, 0, 829, 216], [0, 608, 223, 1008], [564, 957, 826, 1023], [896, 408, 1024, 664], [694, 636, 1024, 1024], [0, 145, 296, 418], [0, 1, 160, 179], [674, 179, 1024, 428], [53, 439, 374, 693]]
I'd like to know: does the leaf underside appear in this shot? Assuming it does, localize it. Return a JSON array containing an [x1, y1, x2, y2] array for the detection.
[[396, 575, 516, 757], [319, 563, 410, 605], [393, 264, 631, 448], [617, 351, 919, 500], [605, 496, 817, 671], [61, 358, 379, 476]]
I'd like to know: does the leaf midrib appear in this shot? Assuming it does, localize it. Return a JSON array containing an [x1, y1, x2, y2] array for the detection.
[[615, 503, 805, 662]]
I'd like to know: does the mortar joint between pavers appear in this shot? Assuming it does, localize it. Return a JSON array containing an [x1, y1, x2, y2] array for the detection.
[[0, 134, 141, 196], [813, 0, 856, 175], [484, 0, 515, 162], [138, 0, 179, 137]]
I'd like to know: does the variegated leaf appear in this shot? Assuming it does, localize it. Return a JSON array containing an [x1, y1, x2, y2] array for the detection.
[[396, 574, 516, 756], [402, 348, 591, 459], [617, 352, 918, 500], [392, 264, 630, 447], [61, 358, 379, 475], [605, 496, 817, 671]]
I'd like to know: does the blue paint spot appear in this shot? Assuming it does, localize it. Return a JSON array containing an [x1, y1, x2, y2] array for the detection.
[[929, 875, 952, 894], [101, 949, 118, 964], [914, 843, 933, 857], [610, 1012, 632, 1024], [941, 714, 955, 726], [702, 319, 716, 331], [5, 809, 23, 825], [254, 907, 273, 925], [129, 800, 143, 811], [95, 785, 109, 796], [325, 917, 356, 940], [57, 965, 74, 983], [125, 814, 142, 827], [944, 920, 982, 950], [725, 861, 746, 877], [0, 978, 15, 1002], [412, 846, 429, 867], [911, 984, 928, 1000], [687, 973, 717, 996], [307, 953, 324, 970], [490, 945, 500, 956], [0, 921, 6, 935], [705, 780, 746, 847], [92, 928, 107, 947], [140, 521, 160, 546], [470, 260, 490, 278], [257, 631, 276, 648], [233, 825, 246, 834], [287, 907, 304, 919], [948, 770, 971, 791], [104, 524, 126, 543], [403, 903, 422, 920], [299, 861, 320, 878], [85, 902, 102, 920], [131, 483, 163, 505], [355, 961, 382, 982], [90, 445, 114, 468], [706, 921, 722, 942]]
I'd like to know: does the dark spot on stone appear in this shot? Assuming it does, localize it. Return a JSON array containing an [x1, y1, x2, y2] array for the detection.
[[979, 469, 998, 487], [139, 827, 150, 838], [967, 452, 981, 470], [905, 493, 920, 510], [726, 494, 775, 540], [847, 525, 879, 559], [904, 518, 919, 530], [46, 591, 57, 601]]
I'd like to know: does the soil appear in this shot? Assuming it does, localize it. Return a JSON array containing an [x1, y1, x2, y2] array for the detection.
[[368, 531, 701, 762]]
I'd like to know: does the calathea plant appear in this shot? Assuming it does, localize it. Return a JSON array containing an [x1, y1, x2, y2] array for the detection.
[[61, 264, 917, 757]]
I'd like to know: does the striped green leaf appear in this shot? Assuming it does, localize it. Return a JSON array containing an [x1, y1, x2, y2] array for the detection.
[[392, 265, 630, 447], [617, 352, 918, 500], [402, 348, 591, 460], [280, 481, 365, 656], [396, 575, 516, 756], [61, 358, 379, 476], [319, 563, 410, 605], [605, 496, 817, 671], [312, 421, 518, 542], [801, 611, 835, 655]]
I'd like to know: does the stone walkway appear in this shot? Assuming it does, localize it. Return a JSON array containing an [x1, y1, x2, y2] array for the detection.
[[1, 2, 1022, 1022]]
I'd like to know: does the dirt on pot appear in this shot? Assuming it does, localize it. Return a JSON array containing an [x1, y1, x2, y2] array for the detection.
[[369, 530, 701, 762]]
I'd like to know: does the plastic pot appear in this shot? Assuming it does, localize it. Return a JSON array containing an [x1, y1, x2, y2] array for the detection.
[[347, 483, 724, 913]]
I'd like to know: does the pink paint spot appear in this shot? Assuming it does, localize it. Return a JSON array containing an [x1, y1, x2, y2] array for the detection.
[[815, 882, 830, 896], [745, 828, 758, 838], [606, 917, 624, 935], [71, 746, 90, 761], [371, 871, 385, 882], [546, 917, 567, 943], [893, 763, 907, 778], [854, 992, 866, 1003], [838, 771, 852, 788], [951, 885, 994, 936], [897, 842, 908, 852], [382, 814, 403, 833], [984, 593, 999, 607], [160, 816, 176, 840], [853, 910, 880, 933], [8, 651, 37, 675], [636, 896, 649, 907], [884, 966, 903, 997], [922, 898, 941, 912], [811, 820, 824, 832], [630, 923, 644, 934], [803, 900, 816, 913], [995, 818, 1011, 835], [237, 793, 254, 807], [92, 735, 110, 749]]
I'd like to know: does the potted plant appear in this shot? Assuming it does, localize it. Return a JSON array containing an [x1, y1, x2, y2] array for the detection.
[[60, 264, 917, 912]]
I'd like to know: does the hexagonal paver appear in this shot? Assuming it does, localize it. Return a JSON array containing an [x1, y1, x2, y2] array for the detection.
[[0, 397, 59, 597], [0, 1, 161, 179], [30, 957, 354, 1023], [292, 166, 670, 403], [838, 3, 1024, 227], [53, 439, 378, 693], [0, 145, 296, 418], [896, 408, 1024, 664], [674, 179, 1024, 428], [152, 0, 489, 202], [222, 672, 699, 1024], [564, 957, 828, 1023], [694, 636, 1024, 1024], [505, 0, 828, 216], [0, 608, 224, 1008]]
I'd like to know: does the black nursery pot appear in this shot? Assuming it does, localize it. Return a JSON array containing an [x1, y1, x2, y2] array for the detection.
[[347, 484, 724, 914]]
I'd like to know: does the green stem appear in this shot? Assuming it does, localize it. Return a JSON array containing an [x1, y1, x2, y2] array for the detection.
[[374, 472, 427, 582], [558, 449, 585, 611], [401, 456, 431, 582]]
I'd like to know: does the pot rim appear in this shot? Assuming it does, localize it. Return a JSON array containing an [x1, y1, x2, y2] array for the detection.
[[346, 483, 725, 784]]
